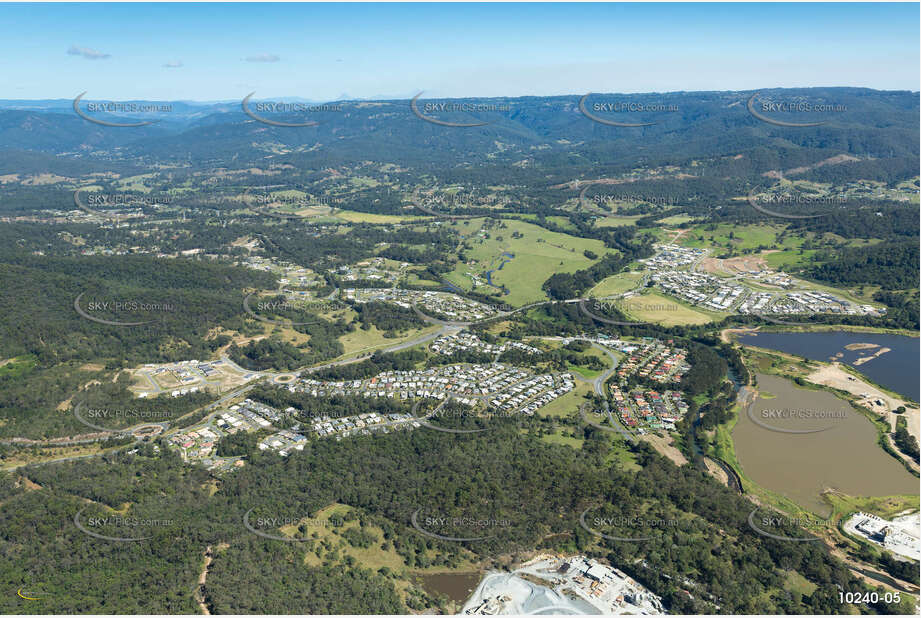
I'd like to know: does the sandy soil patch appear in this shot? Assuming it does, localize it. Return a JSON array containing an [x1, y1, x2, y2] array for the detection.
[[853, 347, 890, 365], [762, 154, 861, 179], [720, 326, 761, 344], [700, 254, 769, 275], [23, 173, 71, 185], [844, 343, 879, 351], [703, 457, 730, 485], [639, 433, 688, 466], [805, 363, 919, 441]]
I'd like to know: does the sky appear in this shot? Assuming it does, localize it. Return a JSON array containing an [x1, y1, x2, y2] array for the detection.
[[1, 2, 918, 101]]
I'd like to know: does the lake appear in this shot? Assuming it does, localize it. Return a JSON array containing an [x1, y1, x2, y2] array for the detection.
[[419, 571, 482, 604], [733, 373, 919, 516], [736, 331, 919, 400]]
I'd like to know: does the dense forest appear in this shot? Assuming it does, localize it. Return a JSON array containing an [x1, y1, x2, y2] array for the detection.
[[1, 422, 911, 614], [805, 241, 919, 290]]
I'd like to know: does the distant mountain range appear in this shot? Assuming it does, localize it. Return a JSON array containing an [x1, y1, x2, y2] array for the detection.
[[0, 88, 916, 179]]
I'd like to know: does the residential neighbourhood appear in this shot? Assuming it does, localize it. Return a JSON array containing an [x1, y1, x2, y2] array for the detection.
[[131, 358, 260, 397], [343, 288, 504, 321], [308, 412, 420, 441], [240, 254, 323, 289], [610, 386, 689, 431], [283, 363, 574, 416], [258, 427, 309, 455], [430, 332, 541, 357], [166, 399, 294, 469], [586, 337, 690, 385], [330, 256, 407, 284], [641, 244, 884, 317]]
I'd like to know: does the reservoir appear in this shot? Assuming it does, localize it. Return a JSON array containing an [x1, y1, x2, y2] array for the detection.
[[733, 373, 919, 516], [418, 571, 482, 604], [736, 331, 919, 401]]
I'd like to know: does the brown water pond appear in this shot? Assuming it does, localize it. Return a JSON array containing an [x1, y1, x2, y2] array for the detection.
[[733, 373, 918, 516]]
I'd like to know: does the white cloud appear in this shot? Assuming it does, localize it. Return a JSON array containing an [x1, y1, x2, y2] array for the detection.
[[163, 60, 184, 68], [245, 53, 280, 63], [67, 45, 111, 60]]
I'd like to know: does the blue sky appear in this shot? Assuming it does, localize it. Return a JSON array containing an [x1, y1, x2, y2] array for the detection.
[[2, 2, 918, 101]]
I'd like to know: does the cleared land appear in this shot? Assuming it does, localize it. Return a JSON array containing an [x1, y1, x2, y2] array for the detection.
[[620, 291, 715, 326], [805, 362, 919, 441], [589, 272, 643, 297], [338, 324, 439, 358], [334, 209, 425, 224], [443, 218, 607, 306]]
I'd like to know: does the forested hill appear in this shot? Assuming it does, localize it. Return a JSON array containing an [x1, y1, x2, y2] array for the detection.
[[0, 88, 916, 178]]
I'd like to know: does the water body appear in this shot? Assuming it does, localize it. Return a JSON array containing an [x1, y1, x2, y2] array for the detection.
[[733, 373, 918, 516], [419, 571, 482, 604], [736, 331, 919, 400], [484, 252, 515, 291]]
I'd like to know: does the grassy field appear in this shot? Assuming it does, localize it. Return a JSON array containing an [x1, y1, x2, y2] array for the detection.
[[678, 223, 798, 252], [620, 291, 716, 326], [0, 355, 38, 379], [403, 272, 443, 288], [334, 209, 425, 224], [443, 218, 607, 306], [656, 214, 694, 225], [539, 428, 584, 449], [545, 215, 579, 231], [594, 215, 643, 227], [535, 382, 593, 418], [566, 346, 609, 379], [337, 323, 438, 358], [588, 272, 643, 297], [286, 503, 477, 575], [605, 440, 642, 472], [761, 249, 818, 269], [1, 442, 105, 470]]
